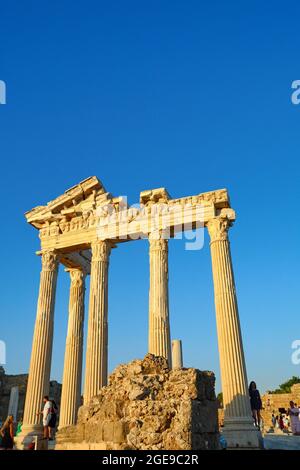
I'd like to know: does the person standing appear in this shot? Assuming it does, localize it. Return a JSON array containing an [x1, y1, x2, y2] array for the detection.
[[48, 400, 58, 440], [16, 418, 23, 436], [279, 414, 284, 430], [0, 415, 14, 449], [249, 381, 262, 428], [287, 401, 300, 435], [37, 395, 52, 439], [271, 412, 276, 429]]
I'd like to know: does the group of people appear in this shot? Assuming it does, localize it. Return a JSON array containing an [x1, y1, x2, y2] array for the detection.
[[249, 381, 300, 435], [0, 395, 58, 450]]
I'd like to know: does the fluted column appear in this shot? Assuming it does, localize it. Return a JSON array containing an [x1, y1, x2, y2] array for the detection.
[[207, 216, 260, 448], [59, 269, 86, 428], [21, 250, 59, 436], [172, 339, 183, 369], [84, 240, 111, 405], [148, 234, 172, 367]]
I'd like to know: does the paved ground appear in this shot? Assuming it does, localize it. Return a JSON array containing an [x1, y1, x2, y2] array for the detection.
[[31, 432, 300, 451], [263, 434, 300, 450]]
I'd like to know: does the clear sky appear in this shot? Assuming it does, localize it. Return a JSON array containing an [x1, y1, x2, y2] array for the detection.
[[0, 0, 299, 394]]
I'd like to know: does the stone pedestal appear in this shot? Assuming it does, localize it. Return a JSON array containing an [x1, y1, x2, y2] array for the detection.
[[207, 217, 260, 448], [148, 235, 172, 367], [84, 241, 111, 405], [172, 339, 183, 369], [59, 269, 86, 428], [19, 251, 59, 445]]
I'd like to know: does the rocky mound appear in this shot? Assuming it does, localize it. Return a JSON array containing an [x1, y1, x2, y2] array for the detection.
[[56, 354, 219, 450]]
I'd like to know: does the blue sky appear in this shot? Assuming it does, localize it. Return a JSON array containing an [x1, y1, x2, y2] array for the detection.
[[0, 0, 299, 394]]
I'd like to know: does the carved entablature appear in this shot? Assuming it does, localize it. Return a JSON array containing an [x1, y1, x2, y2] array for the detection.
[[140, 188, 171, 206], [168, 188, 230, 209], [25, 177, 124, 241], [25, 176, 234, 251]]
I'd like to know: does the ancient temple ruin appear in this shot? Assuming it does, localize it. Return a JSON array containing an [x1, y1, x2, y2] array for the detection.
[[19, 176, 260, 448]]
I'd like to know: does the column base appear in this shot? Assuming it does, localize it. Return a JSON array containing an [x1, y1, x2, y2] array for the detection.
[[15, 424, 46, 450], [222, 417, 263, 449]]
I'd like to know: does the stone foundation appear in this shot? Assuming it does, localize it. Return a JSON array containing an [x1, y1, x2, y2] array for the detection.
[[56, 354, 219, 450]]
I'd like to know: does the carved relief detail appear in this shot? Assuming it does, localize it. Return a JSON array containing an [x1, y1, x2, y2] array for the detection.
[[91, 240, 111, 262], [41, 250, 59, 271], [206, 217, 232, 243]]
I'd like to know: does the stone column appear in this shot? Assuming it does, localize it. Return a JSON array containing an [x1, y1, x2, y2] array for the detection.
[[84, 240, 111, 405], [207, 216, 260, 448], [21, 250, 59, 438], [59, 269, 86, 428], [148, 234, 172, 367], [172, 339, 183, 369]]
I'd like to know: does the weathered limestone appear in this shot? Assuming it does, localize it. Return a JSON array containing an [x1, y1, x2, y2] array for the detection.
[[84, 240, 111, 405], [0, 367, 61, 423], [261, 384, 300, 431], [7, 386, 19, 421], [172, 339, 183, 369], [25, 176, 230, 250], [59, 269, 86, 428], [23, 177, 256, 450], [148, 234, 172, 368], [56, 354, 219, 450], [207, 216, 260, 448], [20, 251, 59, 439]]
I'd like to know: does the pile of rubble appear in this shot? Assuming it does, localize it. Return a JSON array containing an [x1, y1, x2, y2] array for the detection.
[[56, 354, 219, 450]]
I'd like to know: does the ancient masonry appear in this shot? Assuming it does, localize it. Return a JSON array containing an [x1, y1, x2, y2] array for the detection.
[[0, 367, 61, 422], [56, 354, 219, 450], [19, 176, 260, 448], [261, 384, 300, 429]]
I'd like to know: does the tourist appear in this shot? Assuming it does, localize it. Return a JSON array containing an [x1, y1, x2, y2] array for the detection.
[[271, 413, 276, 428], [48, 400, 58, 440], [0, 415, 14, 450], [287, 401, 300, 435], [279, 414, 284, 430], [16, 418, 23, 436], [249, 381, 262, 428], [37, 395, 52, 439]]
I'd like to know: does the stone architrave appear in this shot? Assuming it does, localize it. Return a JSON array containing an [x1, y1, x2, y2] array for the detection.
[[207, 216, 260, 448], [148, 233, 172, 368], [84, 240, 111, 405], [59, 269, 86, 428]]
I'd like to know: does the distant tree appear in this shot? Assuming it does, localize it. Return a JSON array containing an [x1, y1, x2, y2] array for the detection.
[[269, 376, 300, 394], [217, 392, 223, 407]]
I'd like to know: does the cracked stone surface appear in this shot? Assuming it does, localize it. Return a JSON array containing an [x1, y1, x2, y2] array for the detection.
[[56, 354, 219, 450]]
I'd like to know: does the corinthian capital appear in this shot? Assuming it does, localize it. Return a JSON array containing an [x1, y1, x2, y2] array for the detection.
[[148, 229, 169, 252], [206, 217, 232, 243], [91, 240, 111, 262], [41, 250, 59, 271], [69, 269, 86, 288]]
